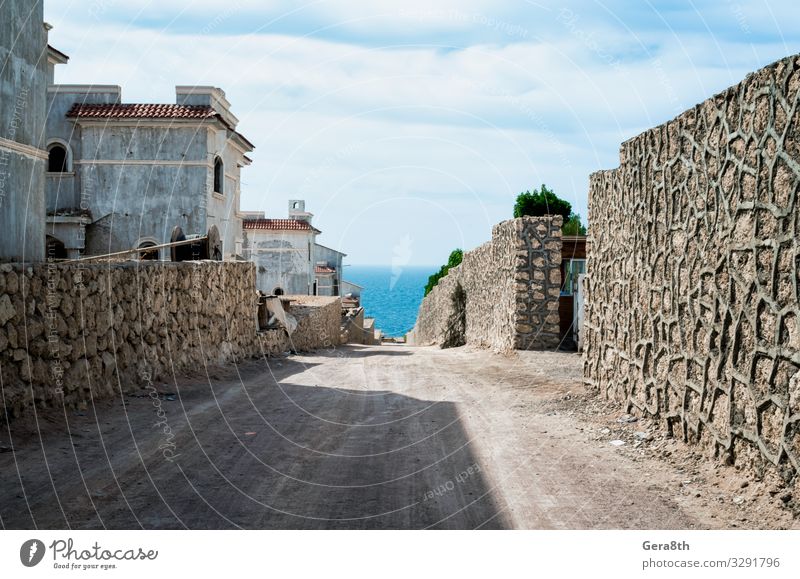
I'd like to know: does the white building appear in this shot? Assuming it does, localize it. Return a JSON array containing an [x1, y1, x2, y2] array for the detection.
[[44, 49, 253, 260], [243, 200, 349, 296]]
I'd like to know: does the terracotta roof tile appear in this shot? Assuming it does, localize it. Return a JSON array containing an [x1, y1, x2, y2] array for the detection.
[[66, 103, 218, 121], [243, 219, 319, 232]]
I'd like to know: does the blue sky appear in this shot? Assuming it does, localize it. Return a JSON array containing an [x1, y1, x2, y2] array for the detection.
[[44, 0, 798, 266]]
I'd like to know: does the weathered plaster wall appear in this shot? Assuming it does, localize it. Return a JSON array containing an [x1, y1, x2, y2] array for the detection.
[[244, 229, 314, 295], [0, 0, 47, 262], [410, 217, 562, 352], [77, 124, 214, 257], [0, 261, 337, 419], [584, 54, 800, 479]]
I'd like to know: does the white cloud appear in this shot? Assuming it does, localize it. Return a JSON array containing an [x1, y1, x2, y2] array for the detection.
[[44, 0, 800, 264]]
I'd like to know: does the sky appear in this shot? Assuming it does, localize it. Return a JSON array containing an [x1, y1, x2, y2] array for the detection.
[[43, 0, 799, 266]]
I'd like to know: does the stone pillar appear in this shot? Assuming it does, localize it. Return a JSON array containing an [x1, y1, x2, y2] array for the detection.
[[514, 216, 562, 350]]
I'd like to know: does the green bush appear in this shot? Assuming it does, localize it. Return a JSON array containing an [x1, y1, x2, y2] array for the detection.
[[424, 249, 463, 297], [513, 184, 586, 235]]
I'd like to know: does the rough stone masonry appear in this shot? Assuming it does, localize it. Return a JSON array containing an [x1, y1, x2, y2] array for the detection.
[[584, 54, 800, 480], [0, 261, 341, 419], [411, 216, 562, 352]]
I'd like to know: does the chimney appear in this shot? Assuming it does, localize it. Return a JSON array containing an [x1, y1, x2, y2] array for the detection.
[[288, 200, 313, 223], [176, 86, 238, 128]]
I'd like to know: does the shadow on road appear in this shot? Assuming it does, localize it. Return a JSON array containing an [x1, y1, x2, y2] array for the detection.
[[0, 355, 507, 530]]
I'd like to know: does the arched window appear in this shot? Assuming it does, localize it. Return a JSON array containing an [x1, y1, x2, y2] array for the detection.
[[214, 157, 224, 195], [273, 287, 284, 296], [138, 241, 159, 261], [48, 143, 69, 173]]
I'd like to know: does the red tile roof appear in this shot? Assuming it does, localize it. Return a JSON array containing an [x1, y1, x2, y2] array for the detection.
[[315, 265, 336, 274], [66, 103, 218, 121], [66, 102, 256, 151], [243, 218, 319, 232]]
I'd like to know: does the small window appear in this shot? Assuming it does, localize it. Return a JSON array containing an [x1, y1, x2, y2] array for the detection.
[[273, 287, 284, 296], [48, 144, 68, 173], [214, 157, 224, 194]]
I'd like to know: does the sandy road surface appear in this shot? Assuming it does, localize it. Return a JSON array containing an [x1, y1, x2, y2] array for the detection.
[[0, 345, 794, 529]]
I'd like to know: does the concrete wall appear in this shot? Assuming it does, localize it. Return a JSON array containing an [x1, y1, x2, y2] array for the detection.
[[584, 54, 800, 478], [45, 86, 247, 260], [0, 0, 47, 262], [0, 261, 339, 419], [244, 229, 314, 295], [410, 217, 562, 352]]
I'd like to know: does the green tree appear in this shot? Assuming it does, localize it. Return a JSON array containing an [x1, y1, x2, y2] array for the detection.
[[513, 184, 587, 235], [562, 213, 587, 236], [424, 249, 463, 297], [513, 184, 572, 221]]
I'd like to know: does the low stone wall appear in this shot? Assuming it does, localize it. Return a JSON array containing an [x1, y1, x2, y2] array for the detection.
[[283, 295, 342, 352], [342, 307, 367, 345], [584, 54, 800, 479], [410, 217, 562, 352], [0, 261, 339, 419]]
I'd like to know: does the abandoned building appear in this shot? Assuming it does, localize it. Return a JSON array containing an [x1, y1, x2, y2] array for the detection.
[[43, 48, 254, 260], [242, 200, 351, 296], [0, 0, 48, 263]]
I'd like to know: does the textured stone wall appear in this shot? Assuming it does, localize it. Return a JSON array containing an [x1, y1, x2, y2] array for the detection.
[[0, 261, 336, 419], [410, 217, 562, 352], [283, 295, 342, 352], [584, 54, 800, 479]]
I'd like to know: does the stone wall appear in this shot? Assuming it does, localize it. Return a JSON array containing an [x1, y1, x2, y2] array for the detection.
[[584, 54, 800, 479], [0, 261, 337, 419], [283, 295, 342, 352], [410, 217, 562, 352]]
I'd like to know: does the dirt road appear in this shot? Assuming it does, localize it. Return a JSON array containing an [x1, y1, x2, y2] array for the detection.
[[0, 345, 795, 529]]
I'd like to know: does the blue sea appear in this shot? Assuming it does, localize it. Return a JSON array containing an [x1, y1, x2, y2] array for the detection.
[[345, 266, 434, 337]]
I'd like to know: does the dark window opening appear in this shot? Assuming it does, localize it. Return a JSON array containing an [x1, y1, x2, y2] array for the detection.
[[48, 144, 68, 173], [273, 287, 284, 296], [214, 157, 224, 194], [46, 235, 68, 260], [138, 242, 158, 261]]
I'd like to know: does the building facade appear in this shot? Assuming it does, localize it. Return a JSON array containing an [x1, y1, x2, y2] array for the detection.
[[0, 0, 48, 262], [44, 51, 253, 259], [243, 200, 350, 296], [243, 201, 320, 295], [314, 243, 345, 297]]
